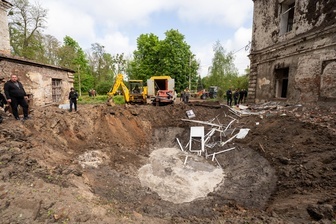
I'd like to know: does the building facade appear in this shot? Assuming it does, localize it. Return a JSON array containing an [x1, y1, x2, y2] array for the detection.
[[0, 54, 75, 106], [248, 0, 336, 104], [0, 0, 75, 107]]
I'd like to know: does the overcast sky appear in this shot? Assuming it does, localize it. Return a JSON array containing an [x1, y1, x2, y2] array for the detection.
[[40, 0, 253, 76]]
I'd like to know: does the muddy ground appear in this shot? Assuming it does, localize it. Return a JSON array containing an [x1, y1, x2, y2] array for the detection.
[[0, 100, 335, 224]]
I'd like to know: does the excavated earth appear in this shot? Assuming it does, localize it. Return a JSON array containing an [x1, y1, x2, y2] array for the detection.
[[0, 100, 335, 224]]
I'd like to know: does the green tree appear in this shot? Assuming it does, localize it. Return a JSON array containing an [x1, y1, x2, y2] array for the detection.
[[88, 43, 117, 89], [129, 33, 160, 81], [58, 36, 92, 94], [160, 29, 199, 92], [233, 74, 249, 90], [130, 30, 199, 92], [113, 53, 127, 75], [205, 40, 239, 98], [42, 34, 61, 66], [8, 0, 48, 60], [196, 75, 204, 91]]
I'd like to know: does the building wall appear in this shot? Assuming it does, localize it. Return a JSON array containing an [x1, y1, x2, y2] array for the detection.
[[0, 0, 11, 55], [249, 0, 336, 104], [0, 58, 74, 106]]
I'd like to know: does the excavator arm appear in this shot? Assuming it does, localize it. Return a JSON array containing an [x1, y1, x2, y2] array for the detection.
[[107, 74, 130, 103]]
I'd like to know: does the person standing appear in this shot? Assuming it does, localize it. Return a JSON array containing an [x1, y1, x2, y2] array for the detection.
[[180, 90, 184, 102], [243, 89, 248, 103], [226, 88, 232, 106], [4, 74, 29, 120], [68, 87, 78, 112], [238, 89, 245, 104], [184, 87, 190, 103], [233, 89, 239, 106]]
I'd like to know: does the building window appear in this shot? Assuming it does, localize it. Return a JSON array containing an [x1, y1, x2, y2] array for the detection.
[[275, 68, 289, 98], [279, 0, 295, 35], [52, 79, 62, 102]]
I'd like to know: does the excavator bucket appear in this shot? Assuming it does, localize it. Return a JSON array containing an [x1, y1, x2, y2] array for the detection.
[[106, 97, 115, 106]]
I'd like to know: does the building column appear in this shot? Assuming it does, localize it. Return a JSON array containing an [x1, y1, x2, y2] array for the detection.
[[0, 0, 12, 56]]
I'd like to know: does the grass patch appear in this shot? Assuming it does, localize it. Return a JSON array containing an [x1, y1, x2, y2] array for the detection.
[[77, 94, 126, 105], [111, 95, 125, 105], [78, 94, 108, 104]]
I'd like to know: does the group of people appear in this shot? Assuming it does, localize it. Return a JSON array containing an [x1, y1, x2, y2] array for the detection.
[[0, 74, 80, 123], [179, 87, 247, 106], [226, 88, 248, 107]]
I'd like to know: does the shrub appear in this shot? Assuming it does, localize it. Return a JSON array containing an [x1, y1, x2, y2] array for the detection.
[[96, 81, 113, 95]]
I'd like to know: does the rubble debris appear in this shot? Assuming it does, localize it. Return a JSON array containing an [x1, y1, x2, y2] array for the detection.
[[186, 110, 195, 118], [188, 126, 205, 155], [181, 116, 250, 167]]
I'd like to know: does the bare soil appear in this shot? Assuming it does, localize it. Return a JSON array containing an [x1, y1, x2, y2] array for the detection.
[[0, 100, 335, 224]]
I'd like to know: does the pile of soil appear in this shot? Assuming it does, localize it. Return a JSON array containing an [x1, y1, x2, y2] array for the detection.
[[0, 101, 335, 224]]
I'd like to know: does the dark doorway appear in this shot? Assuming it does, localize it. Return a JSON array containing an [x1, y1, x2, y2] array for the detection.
[[275, 68, 289, 98]]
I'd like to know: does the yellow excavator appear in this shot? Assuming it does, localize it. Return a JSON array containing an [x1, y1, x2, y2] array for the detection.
[[107, 74, 147, 105]]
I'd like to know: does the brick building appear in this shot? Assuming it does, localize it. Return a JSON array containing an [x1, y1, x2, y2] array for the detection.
[[248, 0, 336, 103], [0, 0, 75, 106]]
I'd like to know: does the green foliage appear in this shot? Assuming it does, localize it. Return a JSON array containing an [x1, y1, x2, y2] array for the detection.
[[112, 95, 125, 105], [58, 36, 93, 93], [87, 43, 126, 90], [160, 29, 199, 92], [41, 35, 61, 65], [129, 30, 199, 93], [203, 40, 243, 97], [233, 74, 249, 90], [78, 94, 108, 104], [129, 33, 160, 81], [196, 76, 201, 90], [216, 88, 224, 99], [96, 81, 114, 95], [78, 72, 95, 93]]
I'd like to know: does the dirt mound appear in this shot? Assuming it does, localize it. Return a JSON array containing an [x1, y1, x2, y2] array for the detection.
[[0, 102, 335, 223]]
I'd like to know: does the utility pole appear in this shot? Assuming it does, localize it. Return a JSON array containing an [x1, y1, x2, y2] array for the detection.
[[189, 55, 191, 90], [77, 65, 81, 96]]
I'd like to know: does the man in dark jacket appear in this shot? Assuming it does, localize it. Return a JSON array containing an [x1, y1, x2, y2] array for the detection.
[[4, 74, 29, 120], [68, 87, 78, 112], [226, 88, 232, 106], [233, 89, 239, 106]]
